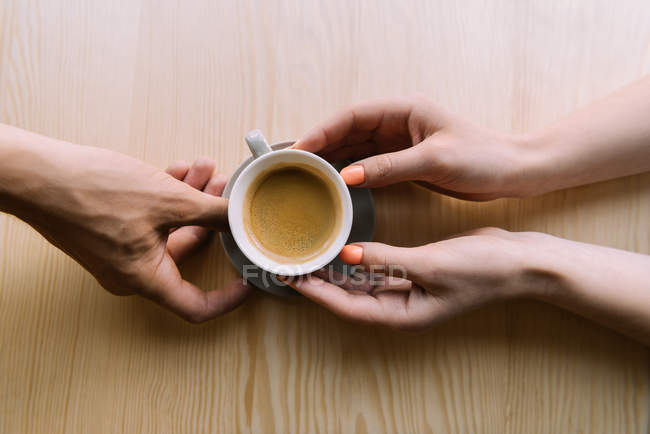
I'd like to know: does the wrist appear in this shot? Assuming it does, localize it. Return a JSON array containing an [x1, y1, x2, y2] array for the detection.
[[511, 231, 567, 299], [506, 132, 558, 198]]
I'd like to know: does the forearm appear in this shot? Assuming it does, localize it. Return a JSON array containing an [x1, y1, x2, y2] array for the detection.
[[0, 124, 59, 216], [524, 233, 650, 344], [521, 76, 650, 196], [0, 124, 95, 225]]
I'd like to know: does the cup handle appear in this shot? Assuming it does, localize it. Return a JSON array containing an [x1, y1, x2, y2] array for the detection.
[[245, 129, 273, 159]]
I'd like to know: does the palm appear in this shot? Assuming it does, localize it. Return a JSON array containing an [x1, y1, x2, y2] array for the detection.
[[310, 268, 441, 330]]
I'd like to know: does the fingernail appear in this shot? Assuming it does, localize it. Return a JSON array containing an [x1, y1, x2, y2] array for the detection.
[[339, 245, 363, 265], [340, 165, 364, 186], [276, 275, 298, 290]]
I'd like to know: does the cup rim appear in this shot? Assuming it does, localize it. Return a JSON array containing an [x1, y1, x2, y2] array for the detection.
[[227, 148, 353, 276]]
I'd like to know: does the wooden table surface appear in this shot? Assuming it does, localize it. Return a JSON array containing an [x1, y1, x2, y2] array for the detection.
[[1, 1, 649, 433]]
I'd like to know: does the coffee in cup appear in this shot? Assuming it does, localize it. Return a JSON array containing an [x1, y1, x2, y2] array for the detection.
[[243, 162, 342, 262], [228, 130, 353, 276]]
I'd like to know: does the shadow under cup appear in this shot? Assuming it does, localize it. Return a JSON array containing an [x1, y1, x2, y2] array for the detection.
[[228, 149, 353, 276]]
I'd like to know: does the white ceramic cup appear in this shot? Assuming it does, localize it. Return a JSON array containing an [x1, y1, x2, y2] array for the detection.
[[228, 130, 353, 276]]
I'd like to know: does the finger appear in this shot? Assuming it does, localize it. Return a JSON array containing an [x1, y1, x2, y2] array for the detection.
[[166, 161, 191, 234], [374, 288, 441, 329], [166, 226, 209, 263], [319, 142, 377, 163], [317, 138, 413, 162], [143, 254, 252, 322], [310, 268, 374, 293], [412, 181, 500, 202], [166, 160, 190, 180], [284, 275, 433, 329], [165, 159, 215, 235], [339, 145, 431, 188], [310, 268, 413, 294], [182, 157, 216, 190], [163, 188, 229, 231], [371, 275, 414, 293], [203, 173, 228, 196], [293, 97, 415, 154], [339, 242, 424, 282], [167, 173, 229, 263], [165, 160, 199, 233], [280, 275, 385, 324], [312, 132, 376, 158]]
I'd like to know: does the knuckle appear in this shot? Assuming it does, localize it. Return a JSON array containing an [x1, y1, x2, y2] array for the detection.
[[168, 193, 202, 223], [520, 230, 544, 239], [194, 157, 215, 169], [419, 143, 438, 164], [212, 172, 228, 185], [166, 160, 189, 174], [373, 154, 393, 180], [182, 298, 214, 324], [475, 227, 507, 236], [422, 140, 451, 170], [365, 248, 389, 270], [408, 92, 430, 106], [183, 311, 208, 324], [415, 144, 441, 175], [376, 251, 388, 269]]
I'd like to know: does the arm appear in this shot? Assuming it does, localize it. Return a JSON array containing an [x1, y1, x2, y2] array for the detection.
[[293, 75, 650, 199], [530, 235, 650, 343], [525, 76, 650, 195], [288, 80, 650, 342], [281, 230, 650, 345], [0, 124, 250, 322]]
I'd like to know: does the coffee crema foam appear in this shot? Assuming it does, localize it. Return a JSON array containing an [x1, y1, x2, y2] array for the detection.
[[243, 163, 342, 263]]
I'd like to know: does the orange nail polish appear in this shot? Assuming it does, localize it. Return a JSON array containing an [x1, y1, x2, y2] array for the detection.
[[340, 165, 365, 186], [339, 245, 363, 265], [276, 275, 298, 290]]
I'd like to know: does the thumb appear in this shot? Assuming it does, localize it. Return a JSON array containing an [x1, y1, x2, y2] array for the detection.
[[338, 242, 423, 281], [339, 145, 429, 188], [163, 189, 229, 232]]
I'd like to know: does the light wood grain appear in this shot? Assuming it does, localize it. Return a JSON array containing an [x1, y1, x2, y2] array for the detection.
[[1, 1, 649, 433]]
